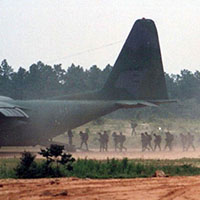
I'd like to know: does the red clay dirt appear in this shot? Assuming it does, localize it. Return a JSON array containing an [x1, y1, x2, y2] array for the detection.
[[1, 176, 200, 200]]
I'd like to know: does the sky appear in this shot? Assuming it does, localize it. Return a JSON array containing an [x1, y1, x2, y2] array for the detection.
[[0, 0, 200, 74]]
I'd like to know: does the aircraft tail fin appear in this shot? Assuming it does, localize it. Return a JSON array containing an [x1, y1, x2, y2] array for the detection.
[[101, 18, 168, 100], [52, 18, 169, 101]]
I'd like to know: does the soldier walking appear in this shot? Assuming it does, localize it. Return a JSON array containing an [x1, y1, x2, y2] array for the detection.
[[153, 133, 162, 151], [164, 131, 174, 151], [141, 133, 149, 152], [98, 132, 104, 152], [180, 133, 187, 151], [119, 132, 127, 152], [84, 131, 89, 150], [112, 132, 120, 151], [130, 121, 137, 136], [67, 129, 73, 146], [145, 132, 153, 151], [103, 131, 109, 151], [79, 131, 89, 151], [186, 132, 195, 151]]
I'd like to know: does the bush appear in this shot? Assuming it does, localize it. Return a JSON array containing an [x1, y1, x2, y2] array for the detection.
[[15, 152, 38, 178], [39, 144, 75, 177], [14, 145, 75, 178]]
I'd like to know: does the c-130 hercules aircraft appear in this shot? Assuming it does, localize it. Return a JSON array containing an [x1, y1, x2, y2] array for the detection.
[[0, 18, 174, 146]]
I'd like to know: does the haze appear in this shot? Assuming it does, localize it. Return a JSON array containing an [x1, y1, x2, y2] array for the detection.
[[1, 0, 200, 74]]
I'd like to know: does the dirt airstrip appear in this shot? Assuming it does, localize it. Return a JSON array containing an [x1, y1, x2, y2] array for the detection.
[[1, 149, 200, 200], [1, 175, 200, 200]]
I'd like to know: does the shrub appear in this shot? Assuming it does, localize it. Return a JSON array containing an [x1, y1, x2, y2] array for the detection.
[[39, 144, 75, 177], [15, 152, 38, 178], [14, 144, 75, 178]]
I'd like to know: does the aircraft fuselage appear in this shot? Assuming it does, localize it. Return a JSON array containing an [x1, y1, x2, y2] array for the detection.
[[0, 100, 120, 146]]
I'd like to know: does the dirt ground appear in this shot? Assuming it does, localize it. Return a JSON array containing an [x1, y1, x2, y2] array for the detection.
[[1, 176, 200, 200], [72, 148, 200, 160], [1, 149, 200, 200]]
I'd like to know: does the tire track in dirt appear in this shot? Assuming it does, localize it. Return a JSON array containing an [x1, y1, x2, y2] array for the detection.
[[1, 176, 200, 200], [159, 182, 200, 200]]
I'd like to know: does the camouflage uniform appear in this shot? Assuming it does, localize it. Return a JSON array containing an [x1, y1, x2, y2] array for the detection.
[[98, 132, 104, 152], [79, 131, 89, 151], [130, 121, 137, 136], [180, 133, 186, 151], [103, 131, 109, 151], [153, 133, 162, 151], [164, 132, 174, 151], [67, 129, 73, 146], [112, 132, 120, 151], [186, 132, 195, 151], [141, 133, 149, 152], [145, 132, 153, 151], [119, 132, 127, 152]]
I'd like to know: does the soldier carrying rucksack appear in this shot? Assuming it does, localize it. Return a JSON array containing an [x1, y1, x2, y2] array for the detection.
[[67, 129, 73, 146], [103, 131, 109, 151], [145, 132, 153, 151], [180, 133, 186, 151], [119, 132, 127, 152], [153, 133, 162, 151], [112, 132, 120, 151], [79, 131, 89, 151], [186, 132, 195, 151], [164, 131, 174, 151], [141, 132, 149, 152], [98, 132, 104, 152]]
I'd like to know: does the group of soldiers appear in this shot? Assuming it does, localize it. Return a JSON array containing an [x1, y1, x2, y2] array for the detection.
[[141, 132, 160, 151], [67, 129, 127, 152], [67, 128, 196, 152], [141, 131, 196, 152], [97, 131, 127, 152], [112, 132, 127, 152], [97, 131, 109, 152], [67, 129, 89, 151]]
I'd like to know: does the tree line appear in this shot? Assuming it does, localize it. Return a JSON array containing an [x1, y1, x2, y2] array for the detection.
[[0, 59, 200, 102], [0, 59, 112, 99]]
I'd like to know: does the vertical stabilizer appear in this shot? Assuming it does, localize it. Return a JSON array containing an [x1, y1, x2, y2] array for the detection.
[[102, 18, 168, 100]]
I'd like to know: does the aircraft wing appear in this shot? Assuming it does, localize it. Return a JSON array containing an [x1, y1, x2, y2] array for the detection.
[[0, 101, 29, 119], [115, 100, 177, 109]]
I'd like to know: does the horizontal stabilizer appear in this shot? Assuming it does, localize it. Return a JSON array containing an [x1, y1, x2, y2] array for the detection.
[[115, 100, 158, 109], [115, 99, 177, 109], [149, 99, 177, 105]]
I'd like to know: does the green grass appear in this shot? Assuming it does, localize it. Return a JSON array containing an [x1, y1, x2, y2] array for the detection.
[[69, 158, 200, 178], [1, 157, 200, 179], [0, 158, 19, 178]]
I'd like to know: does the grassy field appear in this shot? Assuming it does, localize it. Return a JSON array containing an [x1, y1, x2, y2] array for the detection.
[[0, 158, 19, 178], [1, 157, 200, 179]]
